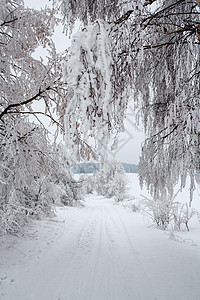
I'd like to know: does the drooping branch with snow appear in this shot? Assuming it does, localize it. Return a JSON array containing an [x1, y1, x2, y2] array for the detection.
[[61, 0, 200, 202]]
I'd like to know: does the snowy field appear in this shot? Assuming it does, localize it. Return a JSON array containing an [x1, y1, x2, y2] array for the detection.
[[0, 174, 200, 300]]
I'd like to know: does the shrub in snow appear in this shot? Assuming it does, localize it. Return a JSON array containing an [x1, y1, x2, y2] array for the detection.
[[0, 190, 28, 235], [142, 195, 195, 231], [122, 196, 141, 213], [172, 203, 195, 232], [131, 203, 140, 212], [141, 196, 169, 230], [55, 173, 83, 206], [79, 174, 95, 194], [95, 160, 127, 201], [0, 119, 82, 235]]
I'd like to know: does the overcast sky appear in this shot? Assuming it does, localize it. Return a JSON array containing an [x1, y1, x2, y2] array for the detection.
[[24, 0, 145, 164]]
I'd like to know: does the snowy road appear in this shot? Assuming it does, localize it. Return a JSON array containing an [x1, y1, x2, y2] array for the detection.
[[1, 193, 200, 300]]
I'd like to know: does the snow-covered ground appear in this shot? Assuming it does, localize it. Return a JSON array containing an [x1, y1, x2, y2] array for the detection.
[[0, 174, 200, 300]]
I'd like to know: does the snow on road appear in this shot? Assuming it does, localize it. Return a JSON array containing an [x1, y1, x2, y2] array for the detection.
[[1, 180, 200, 300]]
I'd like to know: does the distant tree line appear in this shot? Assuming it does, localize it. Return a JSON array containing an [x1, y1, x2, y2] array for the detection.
[[73, 162, 138, 174]]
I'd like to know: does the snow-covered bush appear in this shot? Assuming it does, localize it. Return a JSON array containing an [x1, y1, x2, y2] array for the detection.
[[79, 174, 95, 195], [95, 160, 127, 201], [55, 172, 83, 206], [0, 117, 81, 235], [122, 196, 142, 213], [142, 196, 171, 230], [172, 203, 195, 232], [0, 190, 28, 235], [142, 195, 195, 231]]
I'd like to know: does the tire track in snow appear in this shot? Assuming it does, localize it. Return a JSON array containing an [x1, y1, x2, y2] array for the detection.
[[57, 203, 114, 300], [58, 197, 157, 300], [1, 195, 161, 300], [83, 207, 114, 300], [101, 203, 158, 299]]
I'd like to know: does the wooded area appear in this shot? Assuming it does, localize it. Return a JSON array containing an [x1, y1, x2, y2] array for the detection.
[[0, 0, 199, 234]]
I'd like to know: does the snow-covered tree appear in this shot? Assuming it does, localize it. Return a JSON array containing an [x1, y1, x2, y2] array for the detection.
[[136, 0, 200, 204], [0, 115, 56, 233], [95, 160, 127, 201], [0, 1, 60, 121], [0, 116, 82, 234], [0, 0, 81, 234], [60, 0, 200, 203]]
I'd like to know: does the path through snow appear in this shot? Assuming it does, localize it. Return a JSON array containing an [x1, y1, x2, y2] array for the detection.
[[0, 192, 200, 300]]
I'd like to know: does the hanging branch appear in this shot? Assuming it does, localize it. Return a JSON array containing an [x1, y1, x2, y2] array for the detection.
[[0, 87, 51, 120]]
